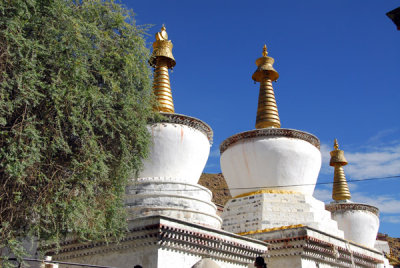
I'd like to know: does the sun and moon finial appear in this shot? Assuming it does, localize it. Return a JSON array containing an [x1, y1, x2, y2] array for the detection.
[[333, 138, 339, 150], [155, 24, 168, 41], [262, 44, 268, 57]]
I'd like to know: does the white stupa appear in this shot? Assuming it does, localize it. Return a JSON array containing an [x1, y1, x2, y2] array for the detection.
[[220, 45, 386, 268], [47, 26, 267, 268], [325, 139, 380, 248], [124, 25, 221, 228], [220, 45, 343, 236]]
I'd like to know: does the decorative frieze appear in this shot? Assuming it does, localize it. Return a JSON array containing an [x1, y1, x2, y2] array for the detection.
[[220, 128, 320, 154], [150, 112, 214, 144], [326, 203, 379, 217], [45, 216, 268, 267], [244, 225, 384, 268]]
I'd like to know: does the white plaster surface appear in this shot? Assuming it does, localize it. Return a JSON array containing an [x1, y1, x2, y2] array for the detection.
[[139, 123, 210, 184], [375, 240, 391, 255], [56, 245, 160, 268], [331, 208, 380, 248], [245, 226, 385, 268], [220, 136, 321, 196], [378, 257, 394, 268], [126, 122, 221, 228], [158, 249, 245, 268], [60, 247, 250, 268], [125, 177, 222, 228], [222, 192, 344, 238], [51, 216, 268, 268]]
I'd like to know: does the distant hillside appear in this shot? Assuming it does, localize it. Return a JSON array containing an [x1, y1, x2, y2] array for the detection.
[[198, 173, 231, 206], [199, 173, 400, 263], [378, 233, 400, 265]]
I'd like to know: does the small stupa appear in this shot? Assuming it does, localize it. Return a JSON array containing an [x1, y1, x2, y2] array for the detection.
[[326, 139, 380, 249]]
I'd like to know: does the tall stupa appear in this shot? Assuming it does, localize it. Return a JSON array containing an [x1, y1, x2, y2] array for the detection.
[[221, 45, 342, 235], [47, 27, 268, 268], [125, 25, 221, 229], [220, 46, 385, 268], [326, 139, 380, 248]]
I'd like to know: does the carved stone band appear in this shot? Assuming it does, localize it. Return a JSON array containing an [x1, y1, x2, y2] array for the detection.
[[326, 203, 380, 217], [151, 113, 213, 145], [220, 128, 320, 154]]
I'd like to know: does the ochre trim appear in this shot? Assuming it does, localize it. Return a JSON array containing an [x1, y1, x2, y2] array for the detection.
[[236, 224, 304, 236], [233, 189, 300, 199]]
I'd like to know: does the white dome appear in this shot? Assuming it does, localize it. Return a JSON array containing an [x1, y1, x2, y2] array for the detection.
[[127, 113, 221, 228], [326, 202, 380, 248], [139, 113, 212, 185], [220, 128, 321, 197]]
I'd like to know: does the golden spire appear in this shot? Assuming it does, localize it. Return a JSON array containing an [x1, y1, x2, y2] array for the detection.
[[252, 45, 281, 129], [149, 25, 176, 113], [330, 139, 351, 201]]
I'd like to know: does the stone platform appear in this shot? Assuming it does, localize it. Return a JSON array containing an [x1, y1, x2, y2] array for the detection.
[[244, 225, 385, 268], [46, 215, 268, 268], [222, 191, 344, 238]]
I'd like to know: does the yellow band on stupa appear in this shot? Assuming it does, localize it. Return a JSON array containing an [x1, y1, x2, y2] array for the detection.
[[237, 224, 305, 236], [233, 189, 300, 199]]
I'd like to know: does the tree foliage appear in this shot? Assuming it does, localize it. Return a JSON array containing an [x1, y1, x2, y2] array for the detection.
[[0, 0, 155, 261]]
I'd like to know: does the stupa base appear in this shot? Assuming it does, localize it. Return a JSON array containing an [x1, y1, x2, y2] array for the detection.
[[45, 215, 268, 268], [245, 225, 385, 268], [125, 177, 222, 229], [222, 191, 344, 238]]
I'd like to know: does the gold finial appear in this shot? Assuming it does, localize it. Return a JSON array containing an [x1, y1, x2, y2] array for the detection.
[[334, 138, 339, 150], [149, 25, 176, 113], [262, 44, 268, 57], [252, 44, 280, 129], [156, 24, 168, 41], [330, 139, 351, 201]]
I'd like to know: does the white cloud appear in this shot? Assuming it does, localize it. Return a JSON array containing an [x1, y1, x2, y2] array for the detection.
[[351, 192, 400, 214], [345, 145, 400, 179], [314, 188, 400, 214], [320, 143, 331, 175], [314, 178, 400, 214], [381, 216, 400, 224], [319, 142, 400, 180], [205, 162, 217, 168], [209, 148, 220, 158], [368, 128, 398, 143], [313, 188, 331, 203], [347, 182, 358, 191]]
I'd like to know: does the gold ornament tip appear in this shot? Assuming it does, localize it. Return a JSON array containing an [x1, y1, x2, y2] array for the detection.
[[334, 138, 339, 150], [156, 25, 168, 41], [262, 44, 268, 57]]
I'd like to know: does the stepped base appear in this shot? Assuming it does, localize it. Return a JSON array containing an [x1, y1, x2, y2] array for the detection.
[[125, 177, 222, 229], [222, 191, 344, 238], [245, 225, 385, 268], [46, 216, 268, 268]]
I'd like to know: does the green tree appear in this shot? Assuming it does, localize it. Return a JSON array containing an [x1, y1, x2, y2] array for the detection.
[[0, 0, 155, 263]]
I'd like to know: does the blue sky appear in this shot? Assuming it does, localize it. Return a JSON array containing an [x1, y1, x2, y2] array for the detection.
[[123, 0, 400, 237]]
